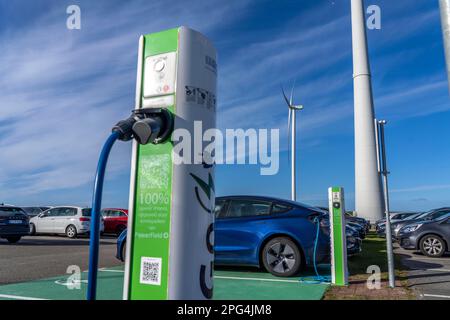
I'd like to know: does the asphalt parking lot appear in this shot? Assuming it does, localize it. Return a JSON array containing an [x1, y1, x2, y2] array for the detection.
[[396, 245, 450, 300], [0, 235, 329, 300], [0, 235, 122, 285]]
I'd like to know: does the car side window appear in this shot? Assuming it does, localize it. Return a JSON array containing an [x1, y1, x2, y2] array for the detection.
[[214, 200, 227, 219], [45, 209, 57, 217], [61, 208, 77, 216], [271, 203, 291, 214], [53, 208, 65, 216], [109, 210, 119, 217], [225, 200, 271, 218]]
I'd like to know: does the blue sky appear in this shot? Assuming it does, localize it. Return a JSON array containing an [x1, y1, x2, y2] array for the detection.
[[0, 0, 448, 211]]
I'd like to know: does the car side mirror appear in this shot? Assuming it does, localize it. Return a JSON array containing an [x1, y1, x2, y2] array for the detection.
[[39, 213, 46, 218]]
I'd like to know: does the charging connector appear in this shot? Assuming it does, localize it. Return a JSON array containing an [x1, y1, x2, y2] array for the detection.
[[133, 108, 173, 145], [112, 108, 173, 145]]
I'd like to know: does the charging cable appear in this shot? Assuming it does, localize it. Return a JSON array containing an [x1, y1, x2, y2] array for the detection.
[[87, 107, 173, 300], [299, 216, 331, 284]]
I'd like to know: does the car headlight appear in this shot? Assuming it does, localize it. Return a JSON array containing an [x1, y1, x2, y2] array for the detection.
[[347, 236, 356, 248], [401, 224, 422, 234], [346, 229, 357, 237]]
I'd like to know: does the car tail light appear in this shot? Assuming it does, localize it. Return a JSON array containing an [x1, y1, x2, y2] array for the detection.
[[79, 217, 90, 222]]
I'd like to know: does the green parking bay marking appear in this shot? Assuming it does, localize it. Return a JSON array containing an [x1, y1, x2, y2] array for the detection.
[[0, 268, 329, 300], [0, 267, 124, 300]]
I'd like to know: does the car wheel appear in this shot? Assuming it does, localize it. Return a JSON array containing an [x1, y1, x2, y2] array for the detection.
[[29, 223, 36, 235], [121, 241, 126, 262], [66, 225, 78, 238], [262, 237, 302, 277], [420, 235, 445, 257], [6, 236, 21, 243], [116, 225, 126, 237]]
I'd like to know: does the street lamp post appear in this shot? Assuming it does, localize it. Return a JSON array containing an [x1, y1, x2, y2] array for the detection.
[[376, 119, 396, 288]]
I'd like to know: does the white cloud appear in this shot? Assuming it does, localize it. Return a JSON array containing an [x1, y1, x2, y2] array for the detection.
[[0, 0, 250, 203], [391, 184, 450, 193], [0, 0, 447, 208]]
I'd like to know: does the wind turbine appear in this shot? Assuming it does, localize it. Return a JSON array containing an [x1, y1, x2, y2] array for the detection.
[[282, 84, 304, 201]]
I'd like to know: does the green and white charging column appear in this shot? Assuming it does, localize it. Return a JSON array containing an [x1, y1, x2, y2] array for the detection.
[[328, 187, 349, 286], [123, 27, 217, 300]]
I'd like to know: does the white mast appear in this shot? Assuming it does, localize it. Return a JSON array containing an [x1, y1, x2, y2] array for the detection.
[[351, 0, 384, 222], [440, 0, 450, 92], [282, 87, 303, 202], [291, 110, 296, 201]]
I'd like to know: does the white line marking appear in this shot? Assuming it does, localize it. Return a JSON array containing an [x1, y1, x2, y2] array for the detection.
[[98, 268, 124, 273], [408, 256, 450, 262], [422, 293, 450, 299], [214, 275, 300, 283], [425, 268, 450, 273], [0, 294, 48, 300]]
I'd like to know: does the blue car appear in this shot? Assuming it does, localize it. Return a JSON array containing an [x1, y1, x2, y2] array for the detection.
[[117, 195, 331, 277]]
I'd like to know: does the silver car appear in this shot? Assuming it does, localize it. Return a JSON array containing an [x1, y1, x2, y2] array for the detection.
[[29, 206, 104, 238]]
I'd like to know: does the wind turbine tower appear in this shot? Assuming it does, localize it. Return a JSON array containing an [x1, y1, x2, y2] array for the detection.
[[440, 0, 450, 92], [282, 86, 303, 202], [351, 0, 384, 222]]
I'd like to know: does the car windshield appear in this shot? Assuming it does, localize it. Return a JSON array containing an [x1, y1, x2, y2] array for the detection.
[[429, 212, 450, 222], [411, 209, 449, 221], [427, 210, 450, 221], [0, 207, 25, 215], [22, 207, 42, 215], [404, 212, 425, 220], [82, 208, 92, 216]]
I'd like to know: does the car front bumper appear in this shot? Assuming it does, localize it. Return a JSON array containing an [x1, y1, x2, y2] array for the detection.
[[398, 233, 419, 250], [347, 237, 362, 256]]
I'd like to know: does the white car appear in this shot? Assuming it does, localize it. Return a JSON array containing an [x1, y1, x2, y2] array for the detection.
[[29, 206, 104, 238]]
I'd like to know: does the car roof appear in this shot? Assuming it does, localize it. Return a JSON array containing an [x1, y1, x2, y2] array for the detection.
[[432, 207, 450, 211], [0, 205, 22, 209], [44, 206, 89, 209], [216, 195, 321, 211], [103, 208, 128, 212]]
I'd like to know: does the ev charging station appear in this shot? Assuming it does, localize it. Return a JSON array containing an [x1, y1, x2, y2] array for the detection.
[[328, 187, 349, 286], [87, 26, 217, 301], [86, 26, 349, 301], [122, 27, 217, 300]]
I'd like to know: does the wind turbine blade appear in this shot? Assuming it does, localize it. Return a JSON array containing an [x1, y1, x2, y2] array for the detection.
[[290, 79, 297, 106], [281, 87, 291, 107], [287, 108, 292, 163]]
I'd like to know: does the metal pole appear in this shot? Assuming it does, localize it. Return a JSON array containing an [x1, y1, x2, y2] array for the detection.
[[378, 120, 395, 288], [291, 110, 296, 201], [440, 0, 450, 92], [351, 0, 385, 223]]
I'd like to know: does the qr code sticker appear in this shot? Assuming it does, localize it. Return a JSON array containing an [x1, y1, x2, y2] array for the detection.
[[140, 257, 162, 286]]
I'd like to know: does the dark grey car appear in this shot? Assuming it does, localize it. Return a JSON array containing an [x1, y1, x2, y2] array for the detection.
[[392, 208, 450, 239], [398, 212, 450, 257], [0, 205, 30, 243]]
